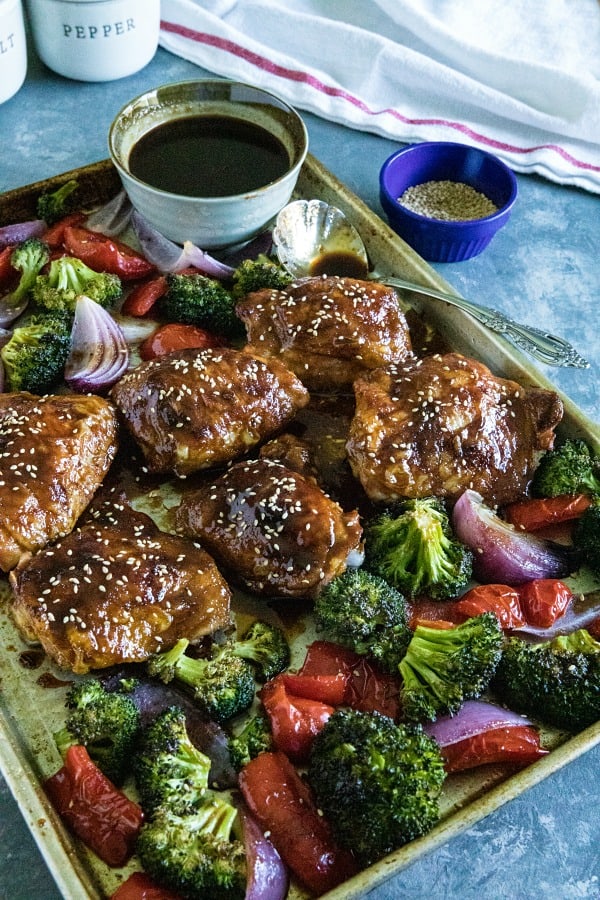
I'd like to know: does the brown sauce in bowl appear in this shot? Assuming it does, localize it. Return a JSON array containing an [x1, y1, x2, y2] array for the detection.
[[128, 115, 291, 197]]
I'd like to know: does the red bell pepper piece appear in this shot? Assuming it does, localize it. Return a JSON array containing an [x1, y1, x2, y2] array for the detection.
[[239, 751, 359, 896], [140, 323, 224, 360], [441, 725, 548, 773], [504, 494, 592, 532], [517, 579, 573, 628], [110, 871, 182, 900], [44, 745, 143, 867], [453, 583, 526, 629], [0, 245, 16, 285], [260, 674, 334, 762], [281, 671, 348, 706], [42, 211, 86, 248], [121, 275, 168, 316], [300, 640, 402, 720], [63, 225, 155, 280]]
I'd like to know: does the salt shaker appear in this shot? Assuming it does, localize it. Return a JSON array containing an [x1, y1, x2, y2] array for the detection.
[[25, 0, 160, 82], [0, 0, 27, 104]]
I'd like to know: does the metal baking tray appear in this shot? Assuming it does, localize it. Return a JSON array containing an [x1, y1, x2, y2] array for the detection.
[[0, 155, 599, 900]]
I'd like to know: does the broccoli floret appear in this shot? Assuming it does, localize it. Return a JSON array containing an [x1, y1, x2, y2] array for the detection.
[[313, 569, 411, 673], [133, 706, 212, 818], [364, 497, 473, 600], [147, 638, 256, 724], [36, 178, 79, 225], [1, 312, 72, 393], [32, 255, 122, 313], [531, 439, 600, 499], [161, 273, 245, 340], [493, 629, 600, 731], [399, 613, 503, 722], [573, 503, 600, 577], [53, 678, 141, 785], [231, 254, 293, 298], [307, 708, 445, 867], [3, 238, 50, 312], [229, 620, 290, 682], [228, 710, 273, 771], [136, 798, 247, 900]]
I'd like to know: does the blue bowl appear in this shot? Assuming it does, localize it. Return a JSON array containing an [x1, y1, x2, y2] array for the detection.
[[379, 141, 518, 262]]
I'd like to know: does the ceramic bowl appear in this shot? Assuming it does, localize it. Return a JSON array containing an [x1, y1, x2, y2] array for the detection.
[[379, 141, 518, 262], [108, 79, 309, 249]]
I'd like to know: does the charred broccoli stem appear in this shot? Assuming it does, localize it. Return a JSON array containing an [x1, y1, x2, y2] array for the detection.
[[147, 639, 256, 724], [493, 628, 600, 731], [3, 238, 50, 311], [364, 497, 473, 600], [231, 254, 293, 298], [160, 273, 245, 340], [53, 678, 141, 786], [531, 439, 600, 499], [32, 255, 122, 313], [399, 613, 503, 722], [573, 503, 600, 578], [36, 178, 79, 225], [1, 312, 72, 394], [227, 709, 273, 771], [307, 708, 446, 867], [228, 620, 290, 682], [133, 706, 212, 818], [313, 568, 411, 672]]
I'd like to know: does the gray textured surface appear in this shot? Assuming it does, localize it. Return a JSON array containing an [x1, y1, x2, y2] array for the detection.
[[0, 35, 599, 900]]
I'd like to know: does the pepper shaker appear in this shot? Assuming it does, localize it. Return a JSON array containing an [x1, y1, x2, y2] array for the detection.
[[25, 0, 160, 82]]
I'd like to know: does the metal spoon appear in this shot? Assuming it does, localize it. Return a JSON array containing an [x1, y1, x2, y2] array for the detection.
[[272, 199, 589, 369]]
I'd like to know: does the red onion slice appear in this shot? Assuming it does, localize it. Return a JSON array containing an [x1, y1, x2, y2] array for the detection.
[[65, 294, 129, 393], [423, 699, 534, 747], [452, 489, 575, 585], [0, 219, 47, 248], [131, 211, 234, 278], [0, 297, 29, 328], [238, 802, 289, 900], [85, 190, 132, 237]]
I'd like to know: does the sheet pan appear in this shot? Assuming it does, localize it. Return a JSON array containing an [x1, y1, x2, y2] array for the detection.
[[0, 154, 599, 900]]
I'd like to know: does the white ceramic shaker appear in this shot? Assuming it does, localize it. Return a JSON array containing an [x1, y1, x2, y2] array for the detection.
[[0, 0, 27, 103], [25, 0, 160, 81]]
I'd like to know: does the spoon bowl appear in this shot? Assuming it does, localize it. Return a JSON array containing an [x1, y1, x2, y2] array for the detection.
[[272, 199, 589, 369]]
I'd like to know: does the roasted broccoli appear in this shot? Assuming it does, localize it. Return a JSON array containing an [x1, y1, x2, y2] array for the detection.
[[227, 709, 273, 771], [0, 312, 72, 393], [32, 255, 122, 312], [147, 638, 256, 724], [399, 613, 503, 722], [36, 178, 79, 225], [573, 503, 600, 578], [2, 238, 50, 312], [231, 253, 293, 298], [364, 497, 473, 600], [493, 628, 600, 731], [307, 708, 446, 867], [160, 273, 245, 340], [133, 706, 213, 818], [137, 800, 247, 900], [531, 439, 600, 499], [228, 620, 290, 682], [53, 678, 141, 785], [313, 568, 412, 673]]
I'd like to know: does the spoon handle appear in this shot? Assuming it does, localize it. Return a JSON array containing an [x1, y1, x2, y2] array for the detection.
[[382, 276, 589, 369]]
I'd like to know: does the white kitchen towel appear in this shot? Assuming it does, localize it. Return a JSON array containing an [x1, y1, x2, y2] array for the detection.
[[159, 0, 600, 194]]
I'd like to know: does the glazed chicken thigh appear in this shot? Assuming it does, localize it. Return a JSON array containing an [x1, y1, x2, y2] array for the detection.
[[347, 352, 563, 506], [0, 392, 118, 572], [110, 346, 309, 477], [9, 502, 232, 674], [176, 449, 363, 599], [236, 275, 413, 391]]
